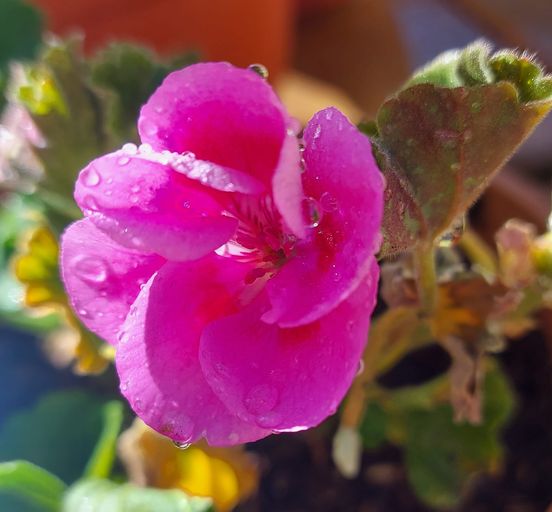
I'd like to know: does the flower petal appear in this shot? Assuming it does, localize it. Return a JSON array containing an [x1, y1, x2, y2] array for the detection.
[[139, 62, 288, 189], [200, 261, 379, 432], [272, 130, 306, 238], [60, 218, 165, 345], [263, 107, 384, 327], [75, 150, 238, 262], [116, 256, 270, 446]]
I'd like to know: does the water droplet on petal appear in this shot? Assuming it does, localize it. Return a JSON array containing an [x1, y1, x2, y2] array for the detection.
[[118, 156, 130, 166], [320, 192, 338, 212], [73, 255, 109, 284], [302, 197, 323, 228], [122, 143, 138, 155], [78, 308, 89, 317], [256, 411, 283, 429], [245, 384, 279, 415], [356, 360, 365, 376], [173, 440, 191, 450], [82, 195, 100, 212], [141, 119, 158, 137], [138, 143, 153, 154], [81, 166, 101, 187], [248, 63, 269, 80]]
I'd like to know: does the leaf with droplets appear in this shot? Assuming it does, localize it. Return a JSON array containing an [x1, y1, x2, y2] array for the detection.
[[369, 41, 552, 257]]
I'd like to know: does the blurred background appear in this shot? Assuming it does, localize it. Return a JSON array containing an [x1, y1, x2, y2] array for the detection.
[[1, 1, 552, 511]]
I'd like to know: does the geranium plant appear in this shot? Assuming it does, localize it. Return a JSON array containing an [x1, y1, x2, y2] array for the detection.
[[1, 15, 552, 512]]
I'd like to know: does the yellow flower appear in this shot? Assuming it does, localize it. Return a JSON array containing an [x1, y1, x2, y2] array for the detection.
[[13, 225, 109, 374], [119, 420, 259, 512]]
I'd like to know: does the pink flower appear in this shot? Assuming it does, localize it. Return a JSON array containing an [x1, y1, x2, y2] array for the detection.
[[60, 62, 383, 445]]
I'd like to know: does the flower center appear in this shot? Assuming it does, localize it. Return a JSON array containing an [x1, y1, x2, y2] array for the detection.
[[216, 195, 297, 283]]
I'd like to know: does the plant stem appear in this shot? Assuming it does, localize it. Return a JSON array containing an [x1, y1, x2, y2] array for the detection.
[[459, 229, 497, 274], [414, 244, 437, 313]]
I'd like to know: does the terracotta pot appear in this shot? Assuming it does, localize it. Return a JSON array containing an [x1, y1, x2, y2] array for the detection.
[[31, 0, 294, 79]]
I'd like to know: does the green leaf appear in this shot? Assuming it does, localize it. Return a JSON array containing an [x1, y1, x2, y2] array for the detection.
[[62, 479, 214, 512], [91, 44, 197, 143], [397, 365, 515, 508], [0, 460, 66, 512], [359, 402, 388, 450], [372, 41, 552, 257], [0, 390, 111, 484], [84, 401, 124, 479], [14, 39, 106, 231]]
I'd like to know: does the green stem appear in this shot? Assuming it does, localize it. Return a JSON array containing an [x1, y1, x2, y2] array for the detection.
[[414, 244, 438, 313]]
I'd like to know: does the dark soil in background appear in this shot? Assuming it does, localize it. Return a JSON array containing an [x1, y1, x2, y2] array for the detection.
[[238, 330, 552, 512]]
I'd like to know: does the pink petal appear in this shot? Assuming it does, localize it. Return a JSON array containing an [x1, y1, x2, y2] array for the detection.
[[272, 130, 306, 238], [75, 150, 238, 262], [115, 256, 271, 446], [138, 62, 288, 189], [60, 219, 165, 345], [263, 107, 384, 327], [200, 261, 379, 432]]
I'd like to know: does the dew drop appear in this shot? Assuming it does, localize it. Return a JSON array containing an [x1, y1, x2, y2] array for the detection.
[[356, 360, 365, 376], [141, 119, 158, 137], [173, 440, 191, 450], [82, 195, 100, 212], [73, 255, 108, 284], [244, 384, 279, 415], [130, 195, 139, 204], [256, 411, 283, 429], [138, 143, 153, 154], [438, 216, 465, 247], [302, 197, 323, 228], [78, 308, 89, 317], [248, 63, 269, 80], [118, 156, 130, 166], [81, 166, 101, 187], [320, 192, 338, 212], [122, 143, 138, 155]]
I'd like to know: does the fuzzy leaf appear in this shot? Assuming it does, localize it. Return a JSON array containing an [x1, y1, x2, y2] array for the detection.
[[62, 479, 214, 512], [390, 365, 515, 509], [372, 41, 552, 257], [91, 44, 197, 143], [14, 39, 105, 229]]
